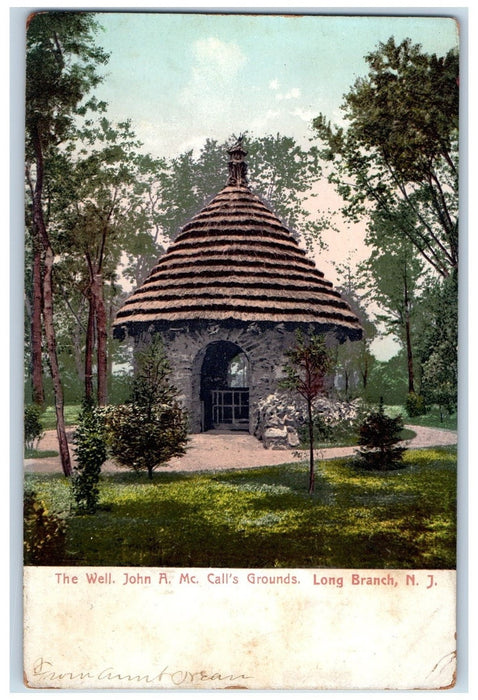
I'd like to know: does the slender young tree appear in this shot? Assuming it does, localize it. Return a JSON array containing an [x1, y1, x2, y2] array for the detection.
[[281, 332, 333, 494], [59, 118, 142, 404]]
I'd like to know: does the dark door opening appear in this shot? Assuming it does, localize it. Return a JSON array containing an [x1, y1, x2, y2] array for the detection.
[[200, 341, 250, 431]]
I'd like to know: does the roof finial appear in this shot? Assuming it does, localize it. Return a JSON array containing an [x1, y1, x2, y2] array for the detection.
[[227, 134, 248, 186]]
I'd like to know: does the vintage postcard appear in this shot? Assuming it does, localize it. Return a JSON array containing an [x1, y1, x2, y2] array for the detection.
[[22, 10, 460, 690]]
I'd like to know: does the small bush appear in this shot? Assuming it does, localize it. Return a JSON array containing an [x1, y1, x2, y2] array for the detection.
[[24, 404, 44, 451], [24, 488, 66, 565], [355, 400, 406, 471], [405, 392, 426, 418], [72, 400, 107, 514], [104, 402, 188, 480], [310, 413, 334, 442], [103, 337, 189, 480]]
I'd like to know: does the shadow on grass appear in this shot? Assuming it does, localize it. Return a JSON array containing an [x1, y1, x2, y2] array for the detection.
[[25, 449, 457, 570], [65, 493, 454, 569], [66, 496, 328, 568], [100, 462, 333, 497]]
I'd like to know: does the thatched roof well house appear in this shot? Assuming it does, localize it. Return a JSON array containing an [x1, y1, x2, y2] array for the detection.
[[114, 139, 362, 442], [113, 140, 362, 339]]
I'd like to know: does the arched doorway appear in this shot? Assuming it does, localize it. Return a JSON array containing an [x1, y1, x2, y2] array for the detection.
[[200, 341, 250, 431]]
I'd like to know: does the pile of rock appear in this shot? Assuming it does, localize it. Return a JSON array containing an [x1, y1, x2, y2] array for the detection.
[[253, 392, 304, 449], [253, 392, 364, 450]]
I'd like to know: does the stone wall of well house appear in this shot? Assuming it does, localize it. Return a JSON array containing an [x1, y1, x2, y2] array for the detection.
[[133, 321, 339, 446], [135, 321, 300, 434]]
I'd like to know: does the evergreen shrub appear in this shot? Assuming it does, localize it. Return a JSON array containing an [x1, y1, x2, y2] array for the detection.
[[405, 391, 426, 418], [355, 400, 406, 471], [104, 337, 188, 480]]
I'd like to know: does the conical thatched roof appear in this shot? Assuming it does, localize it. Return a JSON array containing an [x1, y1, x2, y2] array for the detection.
[[114, 140, 362, 340]]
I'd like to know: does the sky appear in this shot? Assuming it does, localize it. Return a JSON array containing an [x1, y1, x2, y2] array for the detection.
[[94, 12, 459, 160]]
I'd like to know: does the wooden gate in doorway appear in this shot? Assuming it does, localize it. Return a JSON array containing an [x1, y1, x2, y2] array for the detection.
[[211, 388, 249, 430]]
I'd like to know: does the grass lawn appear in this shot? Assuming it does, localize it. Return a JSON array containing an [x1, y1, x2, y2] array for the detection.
[[386, 405, 457, 431], [25, 446, 456, 569], [41, 404, 81, 431], [310, 426, 416, 449], [24, 449, 59, 459]]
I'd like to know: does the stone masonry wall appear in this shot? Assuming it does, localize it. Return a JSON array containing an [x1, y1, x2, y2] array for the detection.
[[133, 321, 341, 448], [135, 321, 300, 435]]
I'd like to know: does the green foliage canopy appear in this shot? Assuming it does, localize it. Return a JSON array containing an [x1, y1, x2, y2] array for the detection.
[[313, 37, 459, 279]]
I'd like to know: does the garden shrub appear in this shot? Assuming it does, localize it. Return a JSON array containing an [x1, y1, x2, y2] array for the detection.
[[310, 412, 334, 442], [72, 400, 107, 513], [24, 488, 66, 565], [24, 404, 44, 450], [355, 400, 406, 471], [104, 402, 188, 479], [405, 391, 426, 418], [103, 337, 188, 480]]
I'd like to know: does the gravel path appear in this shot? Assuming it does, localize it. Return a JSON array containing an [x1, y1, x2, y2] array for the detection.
[[24, 424, 458, 475]]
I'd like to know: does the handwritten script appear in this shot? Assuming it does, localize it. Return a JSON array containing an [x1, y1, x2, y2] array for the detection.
[[32, 657, 253, 688]]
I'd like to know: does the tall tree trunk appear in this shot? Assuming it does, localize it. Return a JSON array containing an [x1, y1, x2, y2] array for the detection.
[[32, 127, 72, 476], [307, 398, 315, 494], [107, 285, 115, 398], [41, 244, 72, 476], [31, 236, 44, 405], [403, 270, 415, 394], [84, 291, 95, 402], [361, 342, 369, 390], [71, 309, 85, 388], [405, 315, 415, 394], [92, 272, 108, 406]]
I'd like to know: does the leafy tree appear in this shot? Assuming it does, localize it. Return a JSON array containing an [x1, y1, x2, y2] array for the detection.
[[419, 273, 458, 418], [359, 209, 426, 395], [332, 258, 377, 399], [25, 11, 109, 474], [58, 117, 143, 404], [104, 337, 188, 480], [280, 332, 333, 494], [158, 134, 328, 249], [121, 154, 168, 288], [313, 37, 459, 279], [72, 399, 107, 513], [365, 352, 408, 406], [246, 133, 327, 247], [355, 400, 406, 471]]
